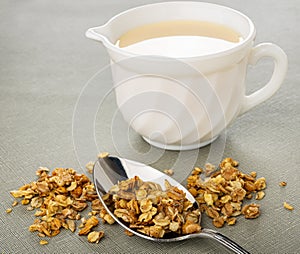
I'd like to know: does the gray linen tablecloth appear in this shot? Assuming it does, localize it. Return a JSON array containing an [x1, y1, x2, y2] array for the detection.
[[1, 0, 299, 253]]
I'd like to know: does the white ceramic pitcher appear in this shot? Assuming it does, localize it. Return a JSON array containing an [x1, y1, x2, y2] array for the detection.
[[86, 2, 287, 150]]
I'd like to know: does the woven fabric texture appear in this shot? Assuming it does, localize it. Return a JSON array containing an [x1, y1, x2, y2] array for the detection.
[[1, 0, 299, 253]]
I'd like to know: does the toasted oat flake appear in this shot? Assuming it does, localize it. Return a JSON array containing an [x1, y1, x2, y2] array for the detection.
[[192, 167, 202, 175], [255, 191, 265, 200], [206, 207, 219, 219], [246, 193, 253, 199], [97, 152, 109, 158], [254, 177, 266, 190], [213, 217, 225, 228], [124, 229, 134, 236], [27, 206, 34, 211], [36, 167, 50, 176], [283, 202, 294, 211], [79, 216, 99, 235], [182, 222, 201, 234], [242, 204, 260, 219], [279, 181, 287, 187], [21, 199, 30, 205], [204, 163, 216, 176], [67, 219, 76, 232], [39, 240, 48, 245], [163, 169, 174, 176], [226, 217, 237, 226], [103, 213, 115, 225], [87, 231, 104, 243], [6, 208, 12, 214], [85, 161, 94, 174], [12, 201, 18, 207]]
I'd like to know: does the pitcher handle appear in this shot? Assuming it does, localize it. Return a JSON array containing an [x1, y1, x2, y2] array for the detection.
[[239, 43, 288, 115]]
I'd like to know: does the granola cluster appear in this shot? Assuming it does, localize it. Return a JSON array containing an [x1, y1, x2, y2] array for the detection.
[[9, 167, 109, 243], [106, 176, 201, 238], [187, 158, 266, 228]]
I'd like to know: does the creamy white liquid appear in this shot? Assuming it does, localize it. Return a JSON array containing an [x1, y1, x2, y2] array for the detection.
[[119, 36, 240, 58]]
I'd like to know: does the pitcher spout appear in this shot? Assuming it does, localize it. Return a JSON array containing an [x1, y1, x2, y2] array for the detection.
[[85, 25, 109, 43]]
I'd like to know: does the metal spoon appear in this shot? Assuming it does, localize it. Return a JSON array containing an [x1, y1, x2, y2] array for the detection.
[[93, 154, 250, 254]]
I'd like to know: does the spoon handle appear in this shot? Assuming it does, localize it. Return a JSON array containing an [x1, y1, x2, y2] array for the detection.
[[200, 228, 250, 254]]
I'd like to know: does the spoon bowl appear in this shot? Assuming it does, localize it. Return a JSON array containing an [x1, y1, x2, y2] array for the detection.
[[93, 154, 249, 253]]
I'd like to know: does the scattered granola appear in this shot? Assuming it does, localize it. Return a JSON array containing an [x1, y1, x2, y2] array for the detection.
[[283, 202, 294, 211], [163, 169, 174, 176], [279, 181, 287, 187], [9, 166, 112, 244], [78, 216, 99, 235], [204, 163, 216, 177], [226, 217, 237, 226], [125, 229, 134, 236], [12, 200, 18, 207], [6, 208, 12, 214], [87, 231, 104, 243], [7, 156, 269, 243], [98, 152, 109, 158], [255, 191, 265, 200], [107, 176, 201, 238], [39, 240, 48, 245], [242, 204, 260, 219], [85, 161, 95, 174], [66, 219, 76, 232], [213, 216, 225, 228], [187, 158, 266, 228]]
